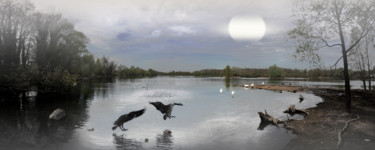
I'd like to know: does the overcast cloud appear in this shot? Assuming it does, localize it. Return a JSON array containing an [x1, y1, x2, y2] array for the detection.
[[29, 0, 341, 72]]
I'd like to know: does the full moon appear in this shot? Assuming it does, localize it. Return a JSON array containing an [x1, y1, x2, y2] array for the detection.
[[228, 15, 266, 42]]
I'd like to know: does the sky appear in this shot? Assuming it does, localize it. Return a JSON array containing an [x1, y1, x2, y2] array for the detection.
[[29, 0, 342, 72]]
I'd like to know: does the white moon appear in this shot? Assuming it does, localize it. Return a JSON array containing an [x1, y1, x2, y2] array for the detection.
[[228, 15, 266, 42]]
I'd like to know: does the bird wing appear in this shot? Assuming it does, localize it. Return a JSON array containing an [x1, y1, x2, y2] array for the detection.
[[173, 103, 183, 106], [150, 101, 167, 114], [115, 108, 146, 125], [128, 108, 146, 118]]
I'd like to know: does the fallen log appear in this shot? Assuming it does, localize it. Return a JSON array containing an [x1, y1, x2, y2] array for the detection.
[[258, 110, 284, 125], [283, 105, 309, 116]]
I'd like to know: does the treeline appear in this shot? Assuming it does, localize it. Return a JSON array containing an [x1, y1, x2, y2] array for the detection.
[[0, 0, 157, 93], [163, 64, 372, 80]]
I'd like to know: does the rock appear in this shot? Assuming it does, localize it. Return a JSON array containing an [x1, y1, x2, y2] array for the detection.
[[87, 128, 94, 131], [49, 108, 66, 120], [144, 138, 149, 142], [364, 139, 370, 142]]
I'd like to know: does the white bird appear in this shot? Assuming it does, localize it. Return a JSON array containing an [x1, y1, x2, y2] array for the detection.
[[262, 82, 265, 85], [220, 88, 223, 93], [231, 90, 235, 97], [244, 84, 249, 88], [250, 83, 254, 87]]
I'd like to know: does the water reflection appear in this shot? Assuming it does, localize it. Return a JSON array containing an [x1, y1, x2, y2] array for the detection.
[[225, 78, 230, 89], [113, 134, 144, 150], [0, 79, 98, 150], [155, 130, 173, 150], [1, 77, 331, 150]]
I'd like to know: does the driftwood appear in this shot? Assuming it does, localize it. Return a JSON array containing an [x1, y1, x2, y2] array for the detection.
[[258, 110, 284, 125], [283, 105, 309, 116], [336, 115, 360, 149]]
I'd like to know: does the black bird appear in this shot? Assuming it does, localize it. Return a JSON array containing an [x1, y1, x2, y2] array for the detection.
[[149, 101, 183, 120], [112, 108, 146, 131]]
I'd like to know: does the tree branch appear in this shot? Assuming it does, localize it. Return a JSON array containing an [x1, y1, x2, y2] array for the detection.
[[319, 38, 342, 47], [346, 29, 370, 54], [331, 56, 343, 70]]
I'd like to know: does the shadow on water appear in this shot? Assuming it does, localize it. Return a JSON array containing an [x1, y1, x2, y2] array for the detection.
[[0, 79, 99, 150]]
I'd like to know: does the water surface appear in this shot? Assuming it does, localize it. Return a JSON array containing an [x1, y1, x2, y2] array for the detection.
[[0, 77, 335, 150]]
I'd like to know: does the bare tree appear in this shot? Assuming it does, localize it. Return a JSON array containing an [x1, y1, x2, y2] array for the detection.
[[350, 42, 367, 90], [288, 0, 375, 113]]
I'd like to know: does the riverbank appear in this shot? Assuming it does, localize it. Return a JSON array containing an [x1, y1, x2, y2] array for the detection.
[[282, 88, 375, 150]]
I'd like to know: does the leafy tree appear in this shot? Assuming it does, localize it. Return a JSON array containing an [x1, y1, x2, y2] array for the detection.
[[224, 65, 231, 79], [288, 0, 375, 113], [268, 64, 284, 79], [33, 13, 89, 72]]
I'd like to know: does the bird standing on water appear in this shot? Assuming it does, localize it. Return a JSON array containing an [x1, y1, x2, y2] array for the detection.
[[149, 101, 183, 120], [112, 108, 146, 131], [231, 90, 235, 97], [220, 88, 223, 93]]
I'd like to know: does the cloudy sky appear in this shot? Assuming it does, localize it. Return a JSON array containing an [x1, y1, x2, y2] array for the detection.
[[29, 0, 341, 72]]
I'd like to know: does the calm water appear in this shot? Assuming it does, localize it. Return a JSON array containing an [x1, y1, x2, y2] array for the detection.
[[2, 76, 366, 150]]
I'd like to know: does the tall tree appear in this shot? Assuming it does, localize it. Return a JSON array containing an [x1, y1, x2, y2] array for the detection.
[[288, 0, 375, 113], [33, 13, 89, 72], [0, 0, 34, 66], [224, 65, 231, 79]]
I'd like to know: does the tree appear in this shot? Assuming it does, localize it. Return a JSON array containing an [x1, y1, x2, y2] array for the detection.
[[0, 0, 34, 66], [268, 64, 284, 79], [224, 65, 231, 79], [288, 0, 375, 113], [33, 13, 89, 71]]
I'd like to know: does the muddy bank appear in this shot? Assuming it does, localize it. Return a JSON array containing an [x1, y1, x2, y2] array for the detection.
[[283, 89, 375, 150]]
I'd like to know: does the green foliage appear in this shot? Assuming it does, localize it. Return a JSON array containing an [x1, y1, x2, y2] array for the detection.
[[224, 65, 231, 79], [117, 65, 159, 78], [38, 66, 77, 92], [268, 65, 284, 79]]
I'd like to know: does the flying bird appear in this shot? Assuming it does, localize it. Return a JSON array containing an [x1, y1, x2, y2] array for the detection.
[[112, 108, 146, 131], [149, 101, 183, 120]]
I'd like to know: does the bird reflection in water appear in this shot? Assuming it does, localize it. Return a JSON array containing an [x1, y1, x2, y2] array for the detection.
[[112, 133, 143, 150], [155, 129, 173, 150]]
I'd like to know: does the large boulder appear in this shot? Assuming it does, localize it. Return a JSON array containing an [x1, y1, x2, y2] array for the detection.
[[49, 108, 66, 120]]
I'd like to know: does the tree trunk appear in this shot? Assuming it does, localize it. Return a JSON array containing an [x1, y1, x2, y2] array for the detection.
[[335, 1, 351, 113], [362, 78, 367, 91]]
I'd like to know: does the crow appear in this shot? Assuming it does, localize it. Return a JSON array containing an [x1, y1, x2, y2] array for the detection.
[[112, 108, 146, 131], [149, 101, 183, 120]]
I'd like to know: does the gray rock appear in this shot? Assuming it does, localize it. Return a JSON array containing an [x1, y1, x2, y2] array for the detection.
[[49, 108, 66, 120]]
